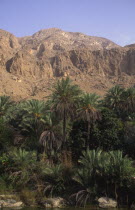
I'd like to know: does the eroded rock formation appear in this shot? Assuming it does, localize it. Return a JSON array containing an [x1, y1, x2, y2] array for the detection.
[[0, 28, 135, 100]]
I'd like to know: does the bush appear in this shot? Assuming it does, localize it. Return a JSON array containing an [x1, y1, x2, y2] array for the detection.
[[72, 149, 135, 206]]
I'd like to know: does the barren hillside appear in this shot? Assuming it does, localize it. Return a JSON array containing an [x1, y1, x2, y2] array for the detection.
[[0, 28, 135, 100]]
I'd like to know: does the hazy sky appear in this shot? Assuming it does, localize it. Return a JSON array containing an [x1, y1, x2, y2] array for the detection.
[[0, 0, 135, 46]]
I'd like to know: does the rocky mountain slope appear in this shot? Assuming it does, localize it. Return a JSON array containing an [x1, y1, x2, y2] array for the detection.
[[0, 28, 135, 100]]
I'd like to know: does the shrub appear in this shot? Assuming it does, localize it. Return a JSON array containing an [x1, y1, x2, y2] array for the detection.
[[72, 149, 135, 206]]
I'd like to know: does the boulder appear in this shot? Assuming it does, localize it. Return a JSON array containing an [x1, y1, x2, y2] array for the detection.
[[0, 195, 24, 209], [98, 197, 117, 208], [42, 197, 66, 208]]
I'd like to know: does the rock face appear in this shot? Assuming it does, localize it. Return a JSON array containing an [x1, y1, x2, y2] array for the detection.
[[0, 194, 24, 209], [0, 28, 135, 100], [98, 197, 117, 208]]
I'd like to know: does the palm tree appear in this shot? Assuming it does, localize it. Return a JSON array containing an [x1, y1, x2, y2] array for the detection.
[[122, 87, 135, 117], [49, 77, 82, 150], [77, 93, 101, 148], [39, 111, 62, 162], [108, 150, 135, 181], [8, 148, 37, 190], [19, 99, 46, 137], [9, 148, 36, 167], [104, 85, 124, 115], [73, 149, 135, 205], [13, 99, 47, 160], [72, 168, 93, 206], [72, 149, 109, 206], [0, 95, 13, 118], [41, 164, 65, 197], [107, 150, 135, 201], [22, 99, 46, 118]]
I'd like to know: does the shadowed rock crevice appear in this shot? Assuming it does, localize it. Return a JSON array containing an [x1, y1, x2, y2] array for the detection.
[[6, 58, 13, 73]]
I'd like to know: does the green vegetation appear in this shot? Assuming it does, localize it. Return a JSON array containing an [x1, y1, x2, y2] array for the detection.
[[0, 77, 135, 207]]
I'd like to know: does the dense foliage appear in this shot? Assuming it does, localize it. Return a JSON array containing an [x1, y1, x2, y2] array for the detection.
[[0, 77, 135, 207]]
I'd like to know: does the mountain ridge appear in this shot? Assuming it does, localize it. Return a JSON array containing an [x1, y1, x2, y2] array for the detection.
[[0, 28, 135, 100]]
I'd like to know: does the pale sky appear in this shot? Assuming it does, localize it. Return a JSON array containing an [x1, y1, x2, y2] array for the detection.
[[0, 0, 135, 46]]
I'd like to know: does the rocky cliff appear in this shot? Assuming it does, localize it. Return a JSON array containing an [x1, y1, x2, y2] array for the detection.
[[0, 28, 135, 100]]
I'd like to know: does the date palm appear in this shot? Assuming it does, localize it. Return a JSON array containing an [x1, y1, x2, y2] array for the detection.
[[20, 99, 46, 137], [49, 77, 82, 150], [41, 164, 65, 197], [122, 87, 135, 117], [77, 93, 101, 148], [107, 150, 135, 201], [9, 148, 36, 167], [39, 111, 62, 161], [104, 85, 124, 115], [0, 95, 13, 118], [72, 149, 109, 206], [14, 99, 47, 159]]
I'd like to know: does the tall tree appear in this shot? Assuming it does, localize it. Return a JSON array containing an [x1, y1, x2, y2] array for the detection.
[[77, 93, 101, 148], [104, 85, 124, 116], [14, 99, 47, 159], [0, 95, 13, 118], [122, 87, 135, 118], [49, 77, 82, 150], [39, 111, 62, 161], [17, 100, 46, 139]]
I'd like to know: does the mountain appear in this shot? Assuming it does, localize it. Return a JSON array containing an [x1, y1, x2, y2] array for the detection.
[[0, 28, 135, 100], [125, 43, 135, 49]]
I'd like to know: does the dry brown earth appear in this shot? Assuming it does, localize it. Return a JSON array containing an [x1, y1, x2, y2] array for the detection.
[[0, 28, 135, 100]]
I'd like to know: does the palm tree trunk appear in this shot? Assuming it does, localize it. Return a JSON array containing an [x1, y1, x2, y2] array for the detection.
[[62, 108, 66, 150], [86, 121, 90, 149], [36, 119, 41, 161]]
